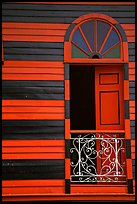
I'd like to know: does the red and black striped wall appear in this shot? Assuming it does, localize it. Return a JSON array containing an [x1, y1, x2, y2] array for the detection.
[[2, 2, 135, 201]]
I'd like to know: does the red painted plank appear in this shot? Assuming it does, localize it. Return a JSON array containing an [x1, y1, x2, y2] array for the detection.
[[2, 68, 64, 74], [121, 24, 135, 30], [2, 73, 64, 80], [129, 75, 135, 81], [129, 69, 135, 75], [2, 100, 64, 107], [130, 108, 135, 113], [2, 187, 64, 194], [3, 35, 64, 42], [3, 29, 66, 36], [2, 140, 64, 147], [2, 113, 64, 120], [131, 140, 135, 146], [2, 153, 65, 159], [2, 195, 135, 202], [129, 62, 135, 68], [2, 147, 65, 153], [3, 61, 64, 68], [125, 30, 135, 36], [2, 107, 64, 113], [2, 22, 69, 30], [130, 114, 135, 120], [2, 180, 65, 187], [71, 185, 127, 193]]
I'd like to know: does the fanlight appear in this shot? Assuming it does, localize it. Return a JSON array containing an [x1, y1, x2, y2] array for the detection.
[[71, 20, 121, 59]]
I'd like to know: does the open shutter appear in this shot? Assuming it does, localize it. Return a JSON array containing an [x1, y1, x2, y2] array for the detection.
[[95, 65, 124, 130]]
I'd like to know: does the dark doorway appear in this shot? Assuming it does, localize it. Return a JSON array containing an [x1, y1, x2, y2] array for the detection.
[[70, 66, 95, 130]]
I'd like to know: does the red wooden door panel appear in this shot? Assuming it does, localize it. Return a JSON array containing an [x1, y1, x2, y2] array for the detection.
[[95, 65, 124, 130]]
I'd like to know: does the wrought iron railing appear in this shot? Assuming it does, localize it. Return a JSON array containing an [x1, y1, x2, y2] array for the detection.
[[70, 132, 126, 183]]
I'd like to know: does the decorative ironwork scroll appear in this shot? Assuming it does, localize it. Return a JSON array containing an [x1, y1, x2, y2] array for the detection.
[[70, 133, 126, 183]]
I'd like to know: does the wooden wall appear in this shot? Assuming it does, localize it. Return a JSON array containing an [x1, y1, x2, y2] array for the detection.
[[2, 2, 135, 201]]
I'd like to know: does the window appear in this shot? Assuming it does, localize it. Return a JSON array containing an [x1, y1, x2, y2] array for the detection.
[[71, 19, 121, 59]]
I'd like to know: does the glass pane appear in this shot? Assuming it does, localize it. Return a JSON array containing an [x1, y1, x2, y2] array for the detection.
[[101, 28, 120, 55], [80, 20, 94, 51], [72, 44, 89, 58], [97, 21, 111, 52], [72, 28, 90, 55], [103, 43, 120, 58]]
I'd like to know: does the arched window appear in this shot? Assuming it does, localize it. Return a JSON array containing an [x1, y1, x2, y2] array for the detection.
[[64, 13, 132, 194], [71, 19, 121, 59]]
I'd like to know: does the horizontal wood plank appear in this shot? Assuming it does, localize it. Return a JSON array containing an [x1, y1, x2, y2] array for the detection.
[[2, 100, 64, 106], [71, 185, 127, 193], [2, 140, 64, 146], [2, 107, 64, 113], [2, 159, 65, 180], [2, 180, 65, 187], [2, 113, 64, 120], [2, 29, 66, 36], [2, 73, 64, 80], [2, 68, 64, 74], [3, 146, 64, 153], [2, 187, 64, 194], [2, 153, 65, 160], [2, 22, 69, 29], [3, 35, 64, 42], [3, 60, 64, 67]]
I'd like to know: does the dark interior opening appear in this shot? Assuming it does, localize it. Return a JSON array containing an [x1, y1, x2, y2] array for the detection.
[[70, 66, 95, 130], [92, 54, 100, 59]]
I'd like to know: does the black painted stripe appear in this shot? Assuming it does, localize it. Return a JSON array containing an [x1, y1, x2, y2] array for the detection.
[[131, 133, 135, 139], [129, 81, 135, 88], [3, 133, 64, 140], [2, 16, 135, 24], [65, 100, 70, 119], [128, 43, 135, 49], [3, 127, 64, 134], [4, 42, 64, 49], [129, 88, 135, 94], [124, 100, 129, 119], [126, 140, 131, 158], [3, 87, 64, 94], [3, 93, 64, 100], [131, 127, 135, 133], [132, 159, 135, 180], [65, 139, 70, 158], [4, 54, 64, 61], [127, 179, 133, 194], [4, 48, 64, 55], [2, 9, 135, 18], [2, 80, 64, 100], [129, 56, 135, 62], [130, 120, 135, 126], [2, 159, 65, 180], [2, 120, 64, 140], [2, 120, 64, 126], [65, 179, 70, 194], [2, 80, 64, 87], [64, 63, 70, 80], [124, 64, 128, 80], [129, 49, 135, 56], [2, 3, 135, 12], [3, 42, 64, 61], [130, 94, 135, 100]]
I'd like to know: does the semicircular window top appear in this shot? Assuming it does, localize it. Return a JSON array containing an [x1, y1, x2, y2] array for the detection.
[[71, 20, 121, 59]]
